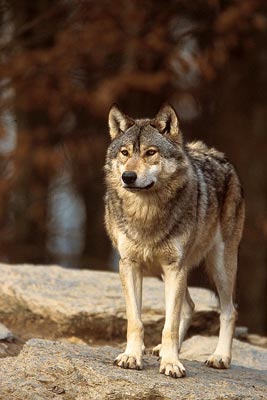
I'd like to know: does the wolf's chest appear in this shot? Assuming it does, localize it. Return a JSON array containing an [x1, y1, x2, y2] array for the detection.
[[131, 242, 163, 275]]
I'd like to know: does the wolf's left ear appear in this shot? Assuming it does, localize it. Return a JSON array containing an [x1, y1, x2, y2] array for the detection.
[[108, 104, 134, 140], [152, 104, 182, 144]]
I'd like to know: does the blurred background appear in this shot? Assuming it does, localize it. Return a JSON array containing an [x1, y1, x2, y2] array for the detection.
[[0, 0, 266, 334]]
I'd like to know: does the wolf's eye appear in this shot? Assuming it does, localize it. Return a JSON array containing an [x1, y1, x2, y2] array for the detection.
[[146, 149, 157, 156], [121, 149, 129, 156]]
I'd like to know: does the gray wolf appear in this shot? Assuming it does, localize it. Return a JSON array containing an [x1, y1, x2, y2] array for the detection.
[[104, 104, 245, 378]]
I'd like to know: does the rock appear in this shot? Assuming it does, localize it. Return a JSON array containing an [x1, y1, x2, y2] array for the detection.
[[247, 334, 267, 349], [0, 338, 266, 400], [0, 322, 15, 341], [0, 341, 23, 358], [0, 322, 22, 358], [0, 263, 219, 344], [235, 325, 249, 340], [180, 335, 267, 370], [233, 327, 267, 349]]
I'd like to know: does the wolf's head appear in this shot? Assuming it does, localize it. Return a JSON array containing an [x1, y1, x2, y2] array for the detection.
[[105, 104, 189, 194]]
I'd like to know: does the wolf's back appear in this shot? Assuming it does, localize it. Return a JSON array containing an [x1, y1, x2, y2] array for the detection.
[[186, 140, 245, 242]]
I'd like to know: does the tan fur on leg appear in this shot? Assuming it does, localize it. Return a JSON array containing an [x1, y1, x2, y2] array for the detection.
[[114, 259, 145, 370], [159, 263, 187, 378]]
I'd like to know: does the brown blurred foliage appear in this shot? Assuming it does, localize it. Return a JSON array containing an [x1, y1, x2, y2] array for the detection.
[[0, 0, 266, 333]]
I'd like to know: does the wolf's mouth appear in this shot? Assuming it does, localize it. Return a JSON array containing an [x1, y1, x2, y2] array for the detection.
[[124, 181, 155, 192]]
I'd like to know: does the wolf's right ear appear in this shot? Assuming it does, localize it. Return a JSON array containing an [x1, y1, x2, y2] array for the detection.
[[108, 105, 134, 140]]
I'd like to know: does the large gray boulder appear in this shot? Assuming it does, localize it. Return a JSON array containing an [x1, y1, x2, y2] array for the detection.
[[0, 263, 219, 344], [0, 338, 266, 400]]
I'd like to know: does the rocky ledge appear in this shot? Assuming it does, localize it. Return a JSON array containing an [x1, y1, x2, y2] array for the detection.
[[0, 263, 219, 344], [0, 337, 266, 400], [0, 263, 266, 400]]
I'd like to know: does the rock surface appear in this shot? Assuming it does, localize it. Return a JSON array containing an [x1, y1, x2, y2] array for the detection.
[[0, 322, 22, 358], [0, 264, 266, 399], [0, 338, 266, 400], [0, 263, 219, 344], [0, 322, 14, 341], [180, 335, 267, 370]]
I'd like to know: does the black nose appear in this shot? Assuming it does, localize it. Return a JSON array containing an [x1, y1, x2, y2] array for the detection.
[[122, 171, 137, 185]]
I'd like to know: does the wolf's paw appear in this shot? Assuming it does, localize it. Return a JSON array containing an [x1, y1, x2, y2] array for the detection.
[[205, 354, 231, 369], [114, 352, 143, 370], [152, 344, 162, 357], [159, 358, 186, 378]]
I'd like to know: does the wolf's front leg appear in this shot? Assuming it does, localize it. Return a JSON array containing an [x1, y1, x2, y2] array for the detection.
[[114, 259, 144, 370], [159, 262, 187, 378]]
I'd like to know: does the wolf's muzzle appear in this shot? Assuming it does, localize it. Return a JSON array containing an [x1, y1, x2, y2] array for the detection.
[[122, 171, 137, 185]]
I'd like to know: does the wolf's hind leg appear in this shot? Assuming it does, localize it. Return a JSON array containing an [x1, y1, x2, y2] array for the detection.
[[204, 239, 237, 369], [152, 343, 162, 357], [152, 287, 194, 356], [178, 287, 195, 350]]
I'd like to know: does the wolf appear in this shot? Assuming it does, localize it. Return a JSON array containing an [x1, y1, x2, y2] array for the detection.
[[104, 104, 245, 378]]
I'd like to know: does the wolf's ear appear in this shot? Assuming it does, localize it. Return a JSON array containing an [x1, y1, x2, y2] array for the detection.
[[153, 104, 182, 143], [108, 104, 134, 140]]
